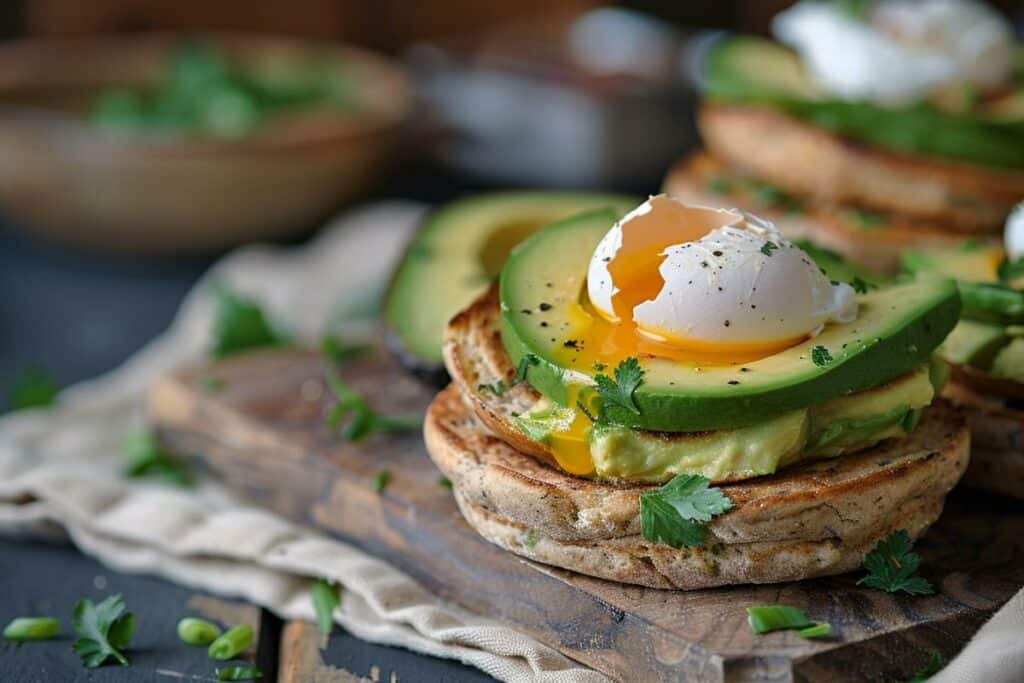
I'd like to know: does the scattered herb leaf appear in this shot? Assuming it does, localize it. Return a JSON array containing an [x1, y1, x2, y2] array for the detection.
[[208, 624, 254, 661], [595, 357, 644, 417], [7, 366, 59, 412], [217, 666, 263, 681], [904, 651, 945, 683], [811, 345, 833, 367], [760, 241, 779, 256], [746, 605, 830, 639], [323, 352, 421, 441], [372, 469, 391, 493], [850, 276, 875, 294], [211, 287, 288, 359], [512, 354, 539, 384], [197, 377, 225, 394], [438, 476, 453, 490], [857, 530, 935, 595], [320, 334, 370, 365], [477, 382, 505, 396], [311, 579, 341, 637], [72, 594, 135, 668], [640, 475, 733, 548], [122, 430, 192, 487]]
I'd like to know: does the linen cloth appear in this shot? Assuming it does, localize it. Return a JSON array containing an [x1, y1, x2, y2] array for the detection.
[[0, 201, 1018, 683]]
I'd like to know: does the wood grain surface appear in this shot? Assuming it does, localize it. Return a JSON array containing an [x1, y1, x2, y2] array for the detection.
[[147, 347, 1024, 682]]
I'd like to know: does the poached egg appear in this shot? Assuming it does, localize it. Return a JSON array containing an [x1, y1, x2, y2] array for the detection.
[[773, 0, 1014, 103], [584, 195, 856, 364]]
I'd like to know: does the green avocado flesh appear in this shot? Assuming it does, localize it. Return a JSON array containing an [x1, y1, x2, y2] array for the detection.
[[703, 36, 1024, 169], [500, 210, 960, 432], [902, 245, 1024, 323], [384, 192, 636, 367], [904, 245, 1024, 385], [516, 365, 933, 483]]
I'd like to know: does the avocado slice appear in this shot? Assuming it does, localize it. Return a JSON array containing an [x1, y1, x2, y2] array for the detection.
[[384, 192, 636, 383], [991, 338, 1024, 384], [703, 36, 1024, 169], [902, 244, 1024, 323], [940, 320, 1009, 370], [500, 210, 960, 432]]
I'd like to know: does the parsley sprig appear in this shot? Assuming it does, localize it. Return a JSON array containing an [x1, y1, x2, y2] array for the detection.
[[6, 366, 60, 413], [640, 475, 733, 548], [210, 286, 289, 359], [122, 430, 192, 487], [811, 345, 833, 367], [322, 337, 421, 441], [72, 594, 135, 668], [595, 357, 644, 417], [857, 530, 935, 595]]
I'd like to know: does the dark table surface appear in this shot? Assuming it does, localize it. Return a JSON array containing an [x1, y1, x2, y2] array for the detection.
[[0, 162, 537, 682]]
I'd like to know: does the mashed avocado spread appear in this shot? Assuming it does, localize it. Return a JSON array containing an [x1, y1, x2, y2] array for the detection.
[[515, 364, 935, 483]]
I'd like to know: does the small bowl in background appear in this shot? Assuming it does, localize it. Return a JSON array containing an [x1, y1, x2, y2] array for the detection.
[[0, 33, 411, 253]]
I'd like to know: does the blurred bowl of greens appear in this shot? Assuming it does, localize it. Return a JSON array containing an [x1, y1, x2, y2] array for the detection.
[[0, 34, 411, 252]]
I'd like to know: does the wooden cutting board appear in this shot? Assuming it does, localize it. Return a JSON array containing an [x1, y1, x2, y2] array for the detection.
[[147, 347, 1024, 683]]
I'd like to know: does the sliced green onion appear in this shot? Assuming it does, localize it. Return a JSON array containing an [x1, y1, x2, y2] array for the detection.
[[797, 622, 831, 639], [372, 469, 391, 493], [311, 579, 341, 636], [208, 623, 254, 660], [217, 665, 263, 681], [3, 617, 60, 641], [746, 605, 813, 634], [177, 617, 221, 646]]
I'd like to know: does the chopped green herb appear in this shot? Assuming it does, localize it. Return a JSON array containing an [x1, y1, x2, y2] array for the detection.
[[523, 530, 539, 548], [640, 475, 733, 548], [477, 382, 506, 396], [320, 334, 370, 365], [208, 624, 253, 661], [811, 345, 833, 367], [850, 276, 875, 294], [122, 430, 192, 487], [323, 352, 421, 441], [7, 366, 59, 412], [760, 241, 779, 256], [372, 469, 391, 493], [904, 651, 945, 682], [72, 594, 135, 668], [211, 286, 289, 359], [311, 579, 341, 636], [595, 357, 644, 417], [592, 362, 607, 372], [197, 377, 225, 394], [512, 354, 539, 384], [438, 476, 453, 490], [217, 666, 263, 681], [857, 530, 934, 595], [746, 605, 830, 639], [177, 617, 221, 646], [3, 616, 60, 641], [707, 177, 733, 194]]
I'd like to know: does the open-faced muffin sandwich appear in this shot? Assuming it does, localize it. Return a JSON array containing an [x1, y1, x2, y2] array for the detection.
[[902, 204, 1024, 499], [424, 195, 970, 589], [667, 0, 1023, 272]]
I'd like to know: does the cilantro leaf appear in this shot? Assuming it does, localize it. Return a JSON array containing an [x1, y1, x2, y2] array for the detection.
[[640, 475, 733, 548], [7, 366, 59, 412], [122, 430, 192, 487], [311, 579, 341, 636], [595, 357, 644, 417], [323, 353, 420, 441], [760, 241, 779, 256], [72, 594, 135, 668], [850, 276, 874, 294], [811, 345, 833, 367], [857, 530, 935, 595], [211, 287, 289, 358]]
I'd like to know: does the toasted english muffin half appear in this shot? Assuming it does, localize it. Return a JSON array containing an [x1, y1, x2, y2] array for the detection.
[[944, 378, 1024, 500], [698, 104, 1024, 234], [425, 383, 969, 589], [663, 151, 975, 273]]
